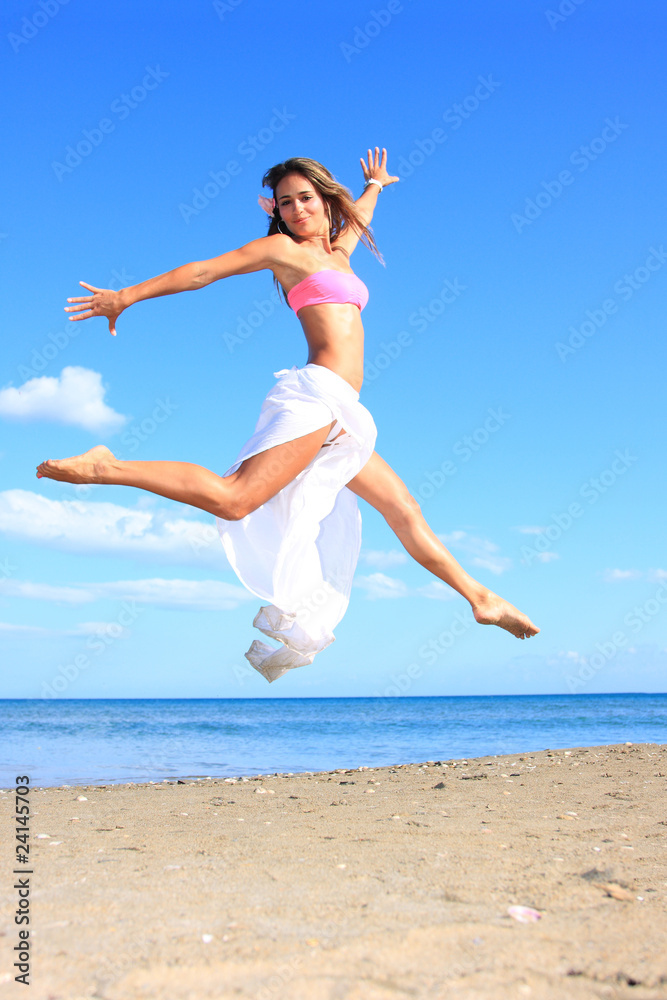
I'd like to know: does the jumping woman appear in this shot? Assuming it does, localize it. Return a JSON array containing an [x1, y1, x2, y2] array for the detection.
[[37, 148, 539, 682]]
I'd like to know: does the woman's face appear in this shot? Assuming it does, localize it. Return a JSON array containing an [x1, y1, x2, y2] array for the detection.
[[275, 173, 328, 237]]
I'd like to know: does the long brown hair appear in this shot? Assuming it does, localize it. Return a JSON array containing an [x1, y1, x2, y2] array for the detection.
[[261, 157, 384, 307]]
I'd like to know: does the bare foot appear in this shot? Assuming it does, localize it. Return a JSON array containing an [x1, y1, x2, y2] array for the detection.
[[471, 591, 540, 640], [36, 445, 116, 485]]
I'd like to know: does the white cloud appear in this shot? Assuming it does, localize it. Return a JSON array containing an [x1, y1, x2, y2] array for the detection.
[[354, 573, 408, 600], [91, 578, 252, 611], [534, 551, 560, 564], [438, 530, 512, 575], [0, 366, 126, 434], [0, 620, 133, 639], [0, 622, 64, 637], [0, 579, 93, 603], [359, 549, 408, 569], [0, 575, 253, 611], [352, 531, 514, 601], [603, 568, 643, 582], [76, 621, 134, 637], [415, 581, 459, 602], [0, 490, 226, 567], [603, 569, 667, 583]]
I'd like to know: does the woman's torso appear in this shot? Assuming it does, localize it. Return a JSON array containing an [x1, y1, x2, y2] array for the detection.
[[272, 246, 367, 392]]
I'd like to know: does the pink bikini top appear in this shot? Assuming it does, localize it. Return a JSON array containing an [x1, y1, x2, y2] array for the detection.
[[287, 269, 369, 315]]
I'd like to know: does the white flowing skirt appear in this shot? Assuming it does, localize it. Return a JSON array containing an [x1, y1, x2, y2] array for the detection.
[[217, 364, 377, 683]]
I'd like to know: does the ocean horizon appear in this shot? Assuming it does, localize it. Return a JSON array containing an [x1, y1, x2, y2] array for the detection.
[[1, 693, 665, 788]]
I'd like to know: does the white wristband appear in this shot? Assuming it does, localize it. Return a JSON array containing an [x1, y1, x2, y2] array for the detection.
[[365, 178, 383, 191]]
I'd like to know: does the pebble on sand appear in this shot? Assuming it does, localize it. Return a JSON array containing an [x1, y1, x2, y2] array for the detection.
[[507, 905, 542, 923]]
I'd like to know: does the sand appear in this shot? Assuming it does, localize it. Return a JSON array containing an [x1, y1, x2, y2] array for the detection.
[[1, 742, 666, 999]]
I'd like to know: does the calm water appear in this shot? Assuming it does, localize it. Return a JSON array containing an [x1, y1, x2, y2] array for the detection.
[[1, 694, 665, 787]]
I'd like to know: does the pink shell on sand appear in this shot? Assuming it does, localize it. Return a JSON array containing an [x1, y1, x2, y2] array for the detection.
[[507, 905, 542, 923]]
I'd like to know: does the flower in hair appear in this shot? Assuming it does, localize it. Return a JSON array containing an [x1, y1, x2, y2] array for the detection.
[[258, 195, 275, 215]]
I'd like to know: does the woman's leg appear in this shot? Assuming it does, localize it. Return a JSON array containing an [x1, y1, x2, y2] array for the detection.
[[346, 452, 539, 639], [36, 422, 337, 521]]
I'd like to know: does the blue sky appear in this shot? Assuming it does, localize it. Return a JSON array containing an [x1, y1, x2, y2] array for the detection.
[[1, 0, 666, 699]]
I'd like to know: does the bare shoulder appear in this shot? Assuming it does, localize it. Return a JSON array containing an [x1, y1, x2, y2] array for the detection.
[[262, 233, 300, 266], [267, 236, 316, 288], [231, 232, 294, 267]]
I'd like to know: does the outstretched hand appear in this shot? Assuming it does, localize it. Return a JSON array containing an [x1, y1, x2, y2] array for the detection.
[[64, 281, 124, 336], [360, 147, 400, 188]]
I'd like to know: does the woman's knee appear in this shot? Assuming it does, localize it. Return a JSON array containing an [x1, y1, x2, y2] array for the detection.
[[384, 490, 422, 531], [214, 484, 258, 522]]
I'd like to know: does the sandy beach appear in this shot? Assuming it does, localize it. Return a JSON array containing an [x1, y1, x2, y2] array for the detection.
[[2, 742, 666, 999]]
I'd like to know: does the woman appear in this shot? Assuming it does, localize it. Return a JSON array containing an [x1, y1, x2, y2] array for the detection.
[[37, 149, 539, 682]]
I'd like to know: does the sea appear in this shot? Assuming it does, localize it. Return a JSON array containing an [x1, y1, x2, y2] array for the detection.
[[1, 694, 665, 788]]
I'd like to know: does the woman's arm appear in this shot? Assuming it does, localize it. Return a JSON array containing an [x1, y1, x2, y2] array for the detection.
[[354, 179, 382, 228], [118, 260, 202, 308], [120, 234, 285, 306], [356, 147, 400, 224], [333, 148, 399, 258], [65, 235, 285, 336]]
